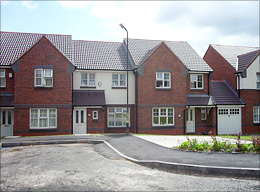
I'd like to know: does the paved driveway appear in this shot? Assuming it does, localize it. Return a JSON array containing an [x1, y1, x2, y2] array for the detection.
[[1, 143, 259, 191]]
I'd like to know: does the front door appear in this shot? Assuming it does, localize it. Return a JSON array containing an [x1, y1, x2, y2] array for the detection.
[[1, 109, 14, 137], [73, 108, 86, 134], [186, 108, 195, 133]]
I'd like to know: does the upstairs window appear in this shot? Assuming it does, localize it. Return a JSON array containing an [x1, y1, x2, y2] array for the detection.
[[35, 69, 53, 87], [156, 72, 171, 88], [0, 69, 5, 87], [257, 74, 260, 89], [190, 74, 203, 89], [112, 74, 126, 87], [81, 73, 95, 87]]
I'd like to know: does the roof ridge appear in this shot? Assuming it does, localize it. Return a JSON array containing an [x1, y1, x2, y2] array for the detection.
[[211, 44, 259, 49], [73, 39, 122, 44], [126, 37, 187, 43], [1, 31, 71, 37]]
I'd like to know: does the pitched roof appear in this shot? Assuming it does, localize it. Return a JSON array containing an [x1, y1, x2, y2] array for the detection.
[[73, 40, 131, 70], [237, 49, 260, 72], [126, 38, 212, 71], [210, 44, 259, 69], [73, 90, 106, 106], [186, 95, 215, 106], [211, 81, 244, 105], [0, 31, 73, 66]]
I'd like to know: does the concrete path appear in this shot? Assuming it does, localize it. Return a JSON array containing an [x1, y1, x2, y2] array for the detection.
[[135, 135, 252, 148], [1, 134, 259, 179]]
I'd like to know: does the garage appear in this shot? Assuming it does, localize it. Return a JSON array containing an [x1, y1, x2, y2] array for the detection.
[[217, 107, 242, 135]]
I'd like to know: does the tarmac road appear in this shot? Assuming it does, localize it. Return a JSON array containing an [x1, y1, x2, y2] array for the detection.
[[1, 143, 259, 191]]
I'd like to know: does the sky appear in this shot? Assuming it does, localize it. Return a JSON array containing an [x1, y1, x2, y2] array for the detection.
[[1, 1, 259, 57]]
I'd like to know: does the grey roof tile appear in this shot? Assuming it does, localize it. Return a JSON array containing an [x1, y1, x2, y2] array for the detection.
[[0, 31, 73, 66], [73, 40, 131, 70], [211, 81, 244, 105], [211, 44, 259, 69], [186, 95, 215, 106], [126, 38, 212, 71], [73, 90, 106, 106], [237, 49, 260, 72]]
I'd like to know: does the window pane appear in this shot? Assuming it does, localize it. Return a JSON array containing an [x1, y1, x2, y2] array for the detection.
[[115, 114, 122, 126], [164, 80, 170, 87], [81, 74, 88, 85], [123, 114, 126, 126], [40, 109, 47, 117], [108, 114, 114, 126], [2, 111, 6, 124], [112, 74, 118, 86], [81, 110, 84, 123], [153, 109, 159, 116], [156, 80, 163, 87], [44, 69, 52, 77], [0, 78, 5, 87], [168, 117, 173, 124], [253, 107, 259, 122], [168, 109, 173, 116], [116, 108, 123, 113], [76, 111, 79, 123], [0, 70, 5, 77], [156, 73, 163, 79], [109, 108, 114, 113], [164, 73, 170, 80], [40, 119, 47, 127], [8, 111, 11, 125], [160, 109, 166, 116], [120, 74, 126, 86], [190, 74, 196, 81], [160, 117, 167, 125], [45, 78, 52, 86], [197, 75, 203, 82], [89, 74, 95, 86], [190, 81, 196, 88], [153, 117, 159, 125], [198, 82, 203, 88]]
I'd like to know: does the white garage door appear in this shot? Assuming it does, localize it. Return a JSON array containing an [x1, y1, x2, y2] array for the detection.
[[218, 107, 241, 135]]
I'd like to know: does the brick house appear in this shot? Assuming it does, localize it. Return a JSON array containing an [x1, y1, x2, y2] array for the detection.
[[204, 44, 260, 134], [1, 32, 75, 136], [0, 31, 251, 136]]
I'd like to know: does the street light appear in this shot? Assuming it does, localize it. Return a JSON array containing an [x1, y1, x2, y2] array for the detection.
[[119, 23, 129, 134]]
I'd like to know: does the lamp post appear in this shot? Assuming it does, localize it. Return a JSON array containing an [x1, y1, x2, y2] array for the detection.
[[119, 23, 129, 134]]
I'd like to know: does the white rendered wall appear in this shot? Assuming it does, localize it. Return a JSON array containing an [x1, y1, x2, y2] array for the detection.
[[73, 70, 135, 105], [239, 56, 260, 90]]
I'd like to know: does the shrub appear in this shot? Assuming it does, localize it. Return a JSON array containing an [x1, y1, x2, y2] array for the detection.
[[251, 135, 260, 152]]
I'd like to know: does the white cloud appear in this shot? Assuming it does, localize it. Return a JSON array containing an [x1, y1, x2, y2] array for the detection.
[[21, 1, 38, 9], [58, 1, 92, 9]]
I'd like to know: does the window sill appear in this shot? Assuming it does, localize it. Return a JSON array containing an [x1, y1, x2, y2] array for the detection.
[[30, 128, 57, 132], [112, 87, 127, 89], [80, 86, 96, 88], [107, 126, 127, 128], [190, 88, 204, 91], [34, 86, 53, 89], [156, 87, 171, 90], [0, 87, 6, 89]]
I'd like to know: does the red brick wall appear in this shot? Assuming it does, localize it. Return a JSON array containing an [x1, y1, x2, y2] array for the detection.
[[87, 108, 106, 133], [204, 45, 237, 90], [186, 73, 209, 95], [136, 43, 187, 135], [194, 107, 216, 135], [14, 108, 71, 136], [13, 37, 72, 136], [0, 67, 14, 93], [240, 90, 260, 134]]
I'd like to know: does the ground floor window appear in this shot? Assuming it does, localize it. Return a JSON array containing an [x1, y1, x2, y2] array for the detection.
[[108, 108, 128, 127], [201, 108, 207, 120], [253, 106, 260, 123], [152, 108, 174, 126], [30, 109, 57, 129]]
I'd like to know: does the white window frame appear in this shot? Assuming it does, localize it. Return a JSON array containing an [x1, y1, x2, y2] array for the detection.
[[201, 108, 207, 120], [93, 111, 98, 120], [190, 74, 203, 89], [253, 106, 260, 123], [34, 69, 53, 87], [0, 69, 6, 87], [107, 107, 129, 127], [152, 108, 174, 126], [30, 108, 57, 129], [256, 74, 260, 90], [81, 73, 96, 87], [156, 72, 171, 89], [112, 74, 126, 87]]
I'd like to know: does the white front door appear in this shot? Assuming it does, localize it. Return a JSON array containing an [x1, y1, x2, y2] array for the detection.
[[218, 107, 241, 135], [73, 108, 87, 134], [186, 108, 195, 133], [1, 109, 14, 137]]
